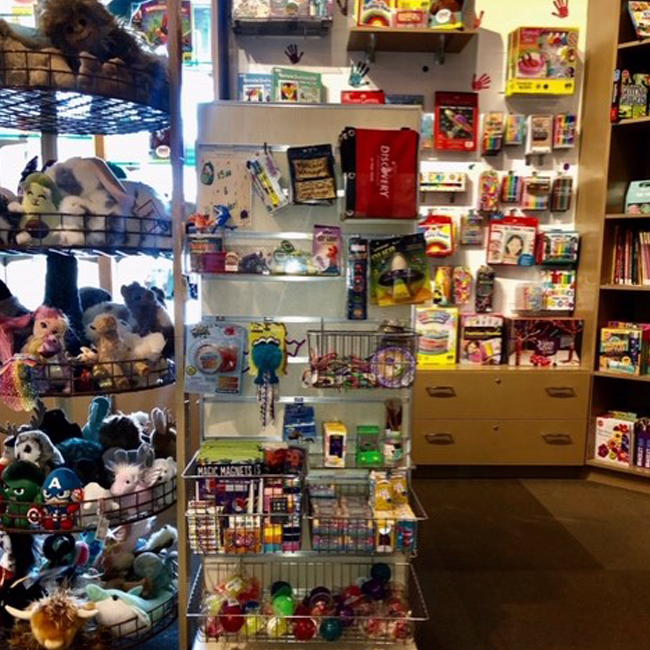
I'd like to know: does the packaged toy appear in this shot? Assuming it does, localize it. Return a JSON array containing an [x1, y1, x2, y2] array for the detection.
[[346, 237, 369, 320], [374, 512, 395, 553], [506, 27, 579, 96], [487, 216, 538, 266], [429, 0, 464, 29], [434, 92, 478, 152], [504, 114, 527, 145], [616, 70, 649, 120], [384, 399, 403, 467], [237, 73, 272, 102], [370, 470, 393, 510], [635, 418, 650, 468], [459, 314, 504, 365], [287, 145, 336, 205], [357, 0, 394, 26], [629, 2, 650, 38], [551, 177, 574, 212], [452, 267, 472, 305], [595, 412, 635, 467], [246, 149, 287, 214], [369, 234, 432, 306], [482, 112, 505, 155], [312, 225, 342, 275], [508, 318, 583, 367], [541, 270, 576, 311], [323, 421, 347, 468], [553, 113, 577, 148], [272, 67, 323, 104], [500, 172, 522, 204], [599, 325, 649, 375], [420, 171, 467, 193], [196, 439, 264, 479], [421, 113, 434, 149], [525, 115, 554, 156], [416, 307, 458, 367], [537, 231, 580, 265], [521, 176, 551, 211], [625, 180, 650, 214], [459, 210, 483, 245], [185, 321, 246, 395], [356, 425, 383, 467], [395, 0, 428, 28], [514, 283, 545, 312], [340, 126, 419, 220], [475, 265, 495, 313], [478, 171, 500, 214], [341, 90, 386, 104], [283, 403, 317, 443], [432, 266, 452, 305], [420, 214, 455, 257]]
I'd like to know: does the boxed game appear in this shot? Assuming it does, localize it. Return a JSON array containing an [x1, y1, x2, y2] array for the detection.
[[625, 180, 650, 214], [272, 67, 324, 103], [628, 1, 650, 39], [507, 318, 583, 367], [357, 0, 394, 26], [616, 70, 649, 120], [238, 73, 272, 102], [459, 314, 504, 365], [416, 307, 458, 367], [434, 91, 478, 151], [506, 27, 579, 96], [599, 326, 649, 375], [594, 412, 635, 468]]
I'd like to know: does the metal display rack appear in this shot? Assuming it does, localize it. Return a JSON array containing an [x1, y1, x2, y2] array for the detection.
[[180, 102, 427, 648]]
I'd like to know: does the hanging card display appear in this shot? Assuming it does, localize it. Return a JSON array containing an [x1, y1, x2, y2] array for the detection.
[[434, 91, 478, 152]]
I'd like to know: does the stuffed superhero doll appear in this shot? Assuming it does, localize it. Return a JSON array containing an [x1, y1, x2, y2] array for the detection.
[[1, 460, 44, 529], [31, 467, 84, 531]]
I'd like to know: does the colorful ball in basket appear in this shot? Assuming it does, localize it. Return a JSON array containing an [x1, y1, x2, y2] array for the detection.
[[342, 584, 363, 607], [244, 613, 264, 636], [219, 603, 245, 633], [309, 586, 331, 600], [362, 577, 387, 601], [293, 617, 318, 641], [267, 616, 288, 638], [272, 594, 295, 617], [271, 580, 293, 599], [320, 617, 343, 642], [370, 347, 415, 388], [338, 604, 355, 628], [371, 563, 392, 583]]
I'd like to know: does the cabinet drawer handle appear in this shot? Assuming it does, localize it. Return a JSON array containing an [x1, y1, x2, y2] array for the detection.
[[426, 386, 456, 398], [545, 386, 576, 399], [542, 433, 573, 445], [425, 433, 455, 445]]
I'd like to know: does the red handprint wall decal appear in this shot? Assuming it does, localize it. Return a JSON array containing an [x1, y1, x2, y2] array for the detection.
[[473, 10, 485, 29], [472, 73, 491, 91], [552, 0, 569, 18]]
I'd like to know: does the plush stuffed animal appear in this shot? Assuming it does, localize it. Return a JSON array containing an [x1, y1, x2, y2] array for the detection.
[[150, 408, 176, 460], [82, 395, 112, 442], [0, 312, 33, 363], [80, 482, 118, 527], [104, 445, 152, 516], [1, 460, 44, 528], [34, 467, 84, 531], [14, 429, 64, 470], [98, 413, 144, 452], [7, 172, 62, 245], [145, 457, 176, 508], [101, 518, 152, 576], [143, 524, 178, 554], [79, 287, 112, 313], [122, 328, 166, 377], [0, 532, 14, 588], [78, 312, 131, 389], [132, 550, 176, 598], [121, 282, 174, 356]]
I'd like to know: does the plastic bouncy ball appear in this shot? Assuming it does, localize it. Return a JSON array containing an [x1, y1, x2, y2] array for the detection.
[[270, 580, 293, 598], [320, 617, 343, 642], [293, 617, 318, 640], [219, 603, 244, 633], [272, 594, 295, 617], [371, 563, 392, 583]]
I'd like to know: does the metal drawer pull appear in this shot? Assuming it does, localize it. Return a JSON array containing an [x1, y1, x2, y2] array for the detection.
[[542, 433, 573, 445], [426, 386, 456, 398], [545, 386, 577, 398], [426, 433, 455, 445]]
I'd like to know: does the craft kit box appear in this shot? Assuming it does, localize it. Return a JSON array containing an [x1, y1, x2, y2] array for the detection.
[[416, 306, 458, 367], [507, 318, 583, 367], [599, 325, 650, 376], [594, 412, 635, 468], [506, 27, 579, 96], [459, 314, 505, 365]]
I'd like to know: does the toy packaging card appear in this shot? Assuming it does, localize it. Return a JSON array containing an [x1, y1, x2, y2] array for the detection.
[[506, 27, 579, 96], [526, 114, 554, 156], [460, 211, 484, 245], [429, 0, 464, 29], [357, 0, 394, 26], [420, 171, 466, 193], [434, 91, 478, 152], [369, 233, 432, 306], [287, 145, 337, 204], [346, 236, 369, 320], [395, 0, 428, 28], [341, 90, 386, 104], [196, 439, 264, 477], [595, 412, 635, 467], [272, 67, 324, 104], [238, 73, 273, 102], [185, 321, 247, 394], [505, 113, 527, 145], [487, 217, 538, 266], [131, 0, 192, 59], [629, 2, 650, 38], [323, 421, 347, 468], [459, 314, 504, 365], [553, 113, 577, 148], [246, 149, 287, 214], [312, 225, 342, 275], [421, 113, 434, 150], [599, 326, 649, 375], [482, 112, 505, 155], [416, 307, 459, 367], [508, 318, 583, 367], [420, 214, 455, 257], [282, 403, 317, 442], [521, 176, 551, 211], [626, 180, 650, 214]]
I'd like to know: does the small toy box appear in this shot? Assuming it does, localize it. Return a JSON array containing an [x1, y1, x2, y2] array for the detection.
[[416, 307, 458, 367], [594, 412, 635, 468], [507, 318, 583, 367], [506, 27, 579, 96], [625, 180, 650, 215], [323, 421, 347, 467], [459, 314, 504, 365], [599, 325, 650, 375], [420, 171, 467, 193]]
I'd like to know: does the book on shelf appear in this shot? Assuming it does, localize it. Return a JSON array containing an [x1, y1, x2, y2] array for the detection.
[[611, 226, 650, 285]]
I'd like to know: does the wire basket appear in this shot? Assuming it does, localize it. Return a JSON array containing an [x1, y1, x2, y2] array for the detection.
[[0, 212, 172, 254], [188, 559, 428, 645], [0, 356, 175, 402], [0, 476, 177, 534], [0, 49, 169, 134], [306, 329, 418, 389]]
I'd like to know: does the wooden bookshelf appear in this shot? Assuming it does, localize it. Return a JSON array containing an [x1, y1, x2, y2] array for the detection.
[[586, 458, 650, 477], [600, 284, 650, 291], [605, 213, 650, 220], [593, 371, 650, 382], [346, 27, 477, 55]]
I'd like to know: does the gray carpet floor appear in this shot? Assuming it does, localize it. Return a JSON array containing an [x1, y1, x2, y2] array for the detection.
[[143, 477, 650, 649]]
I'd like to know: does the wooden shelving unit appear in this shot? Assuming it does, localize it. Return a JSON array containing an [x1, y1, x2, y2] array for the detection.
[[578, 0, 650, 484]]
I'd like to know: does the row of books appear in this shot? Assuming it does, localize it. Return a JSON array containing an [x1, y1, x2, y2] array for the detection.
[[610, 227, 650, 286]]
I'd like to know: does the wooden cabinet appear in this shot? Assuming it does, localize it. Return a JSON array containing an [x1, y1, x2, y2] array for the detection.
[[412, 369, 590, 466]]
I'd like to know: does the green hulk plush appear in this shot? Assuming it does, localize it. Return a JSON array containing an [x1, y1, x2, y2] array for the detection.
[[1, 461, 44, 529]]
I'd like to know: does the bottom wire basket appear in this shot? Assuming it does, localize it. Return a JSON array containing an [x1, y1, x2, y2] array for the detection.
[[188, 559, 428, 645]]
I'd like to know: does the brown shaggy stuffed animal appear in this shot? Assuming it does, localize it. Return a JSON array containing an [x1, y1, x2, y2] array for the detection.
[[38, 0, 150, 72]]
